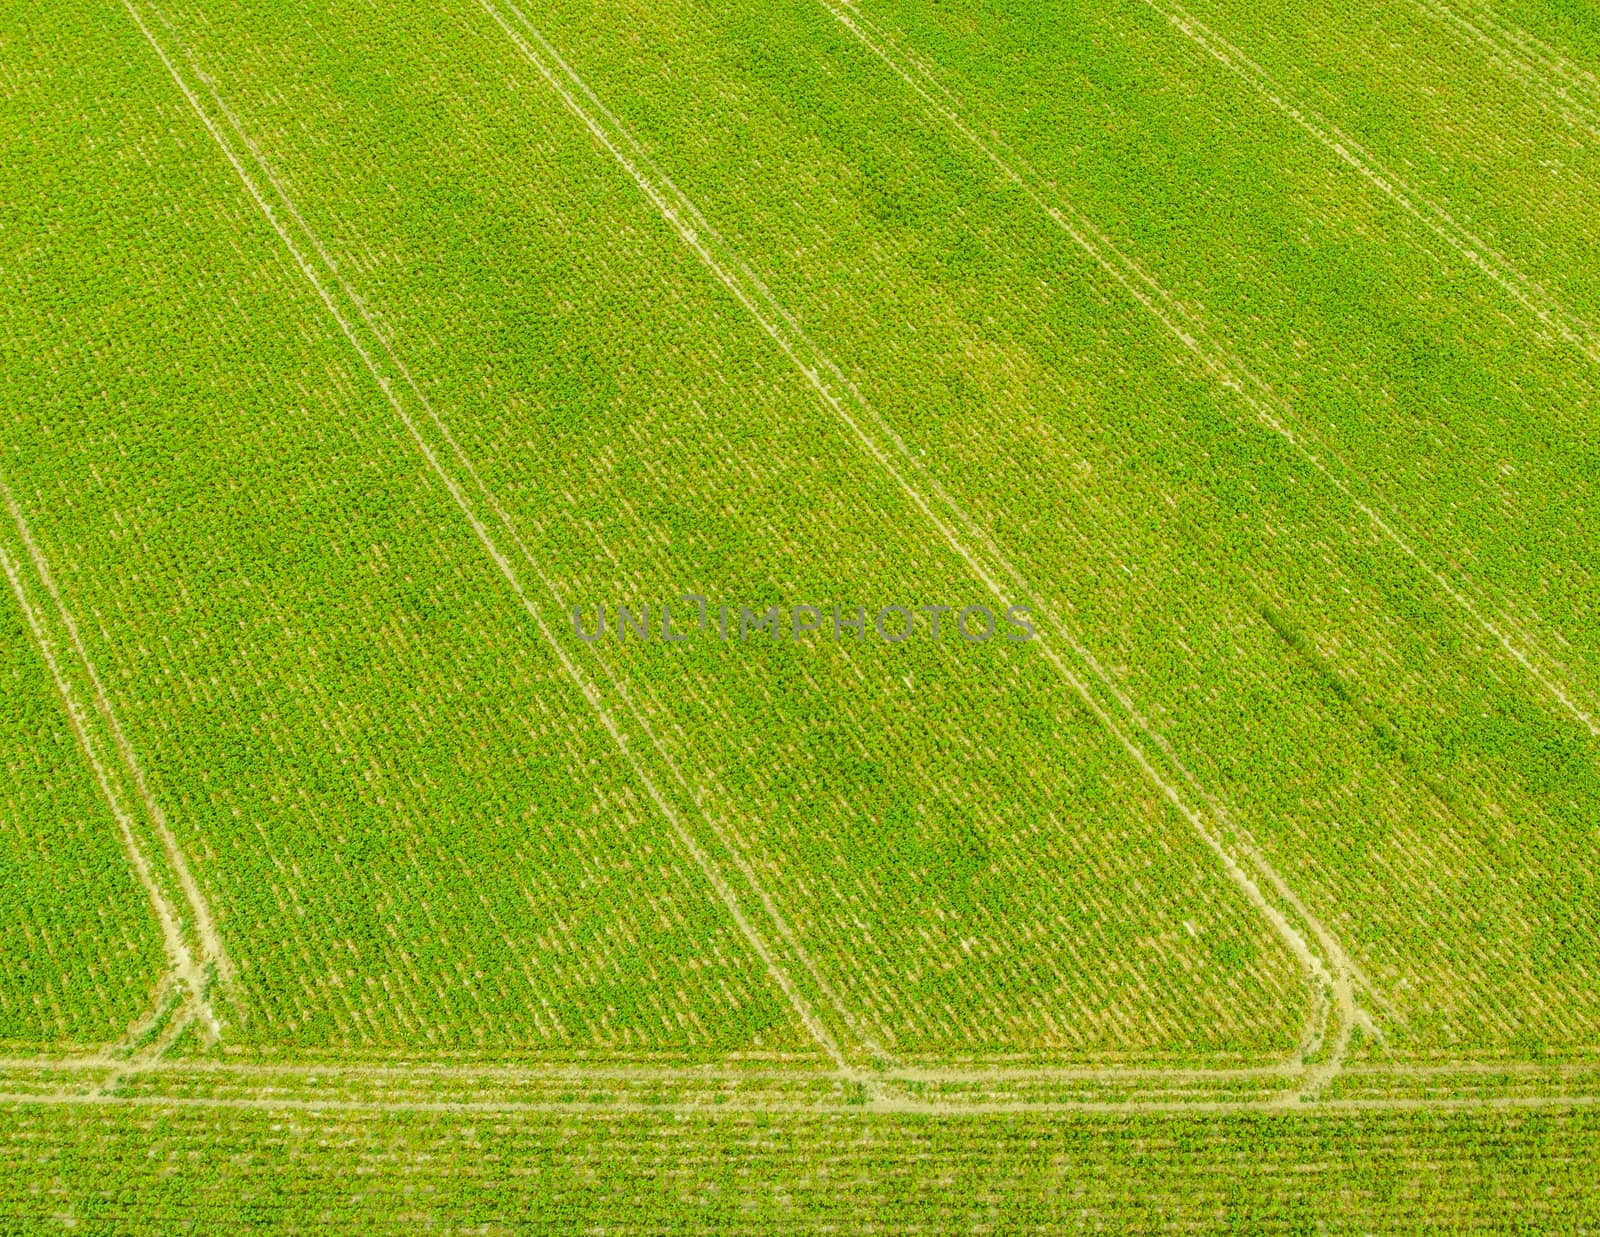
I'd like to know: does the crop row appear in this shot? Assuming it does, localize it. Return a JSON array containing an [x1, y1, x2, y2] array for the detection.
[[0, 1101, 1596, 1231]]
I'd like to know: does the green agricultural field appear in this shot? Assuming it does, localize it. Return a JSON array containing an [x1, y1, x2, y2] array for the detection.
[[0, 0, 1597, 1226]]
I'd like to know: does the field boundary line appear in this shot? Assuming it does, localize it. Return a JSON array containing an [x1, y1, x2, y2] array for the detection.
[[4, 1050, 1599, 1086], [1, 1085, 1598, 1117], [122, 0, 868, 1078], [0, 1051, 1300, 1084], [817, 0, 1600, 740], [478, 0, 1365, 1097], [0, 476, 220, 1045], [1412, 0, 1600, 138]]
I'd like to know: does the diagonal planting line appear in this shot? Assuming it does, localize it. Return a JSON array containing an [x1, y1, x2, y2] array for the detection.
[[2, 1046, 1595, 1091], [0, 482, 232, 996], [815, 0, 1600, 745], [1411, 0, 1600, 138], [0, 474, 221, 1043], [121, 0, 871, 1077], [477, 0, 1368, 1094]]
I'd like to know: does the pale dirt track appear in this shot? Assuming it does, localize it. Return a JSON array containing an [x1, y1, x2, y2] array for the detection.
[[4, 1049, 1598, 1118], [0, 1079, 1597, 1117]]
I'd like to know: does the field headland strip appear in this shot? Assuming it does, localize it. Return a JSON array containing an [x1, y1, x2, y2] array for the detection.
[[1, 1064, 1598, 1115], [3, 1047, 1599, 1115]]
